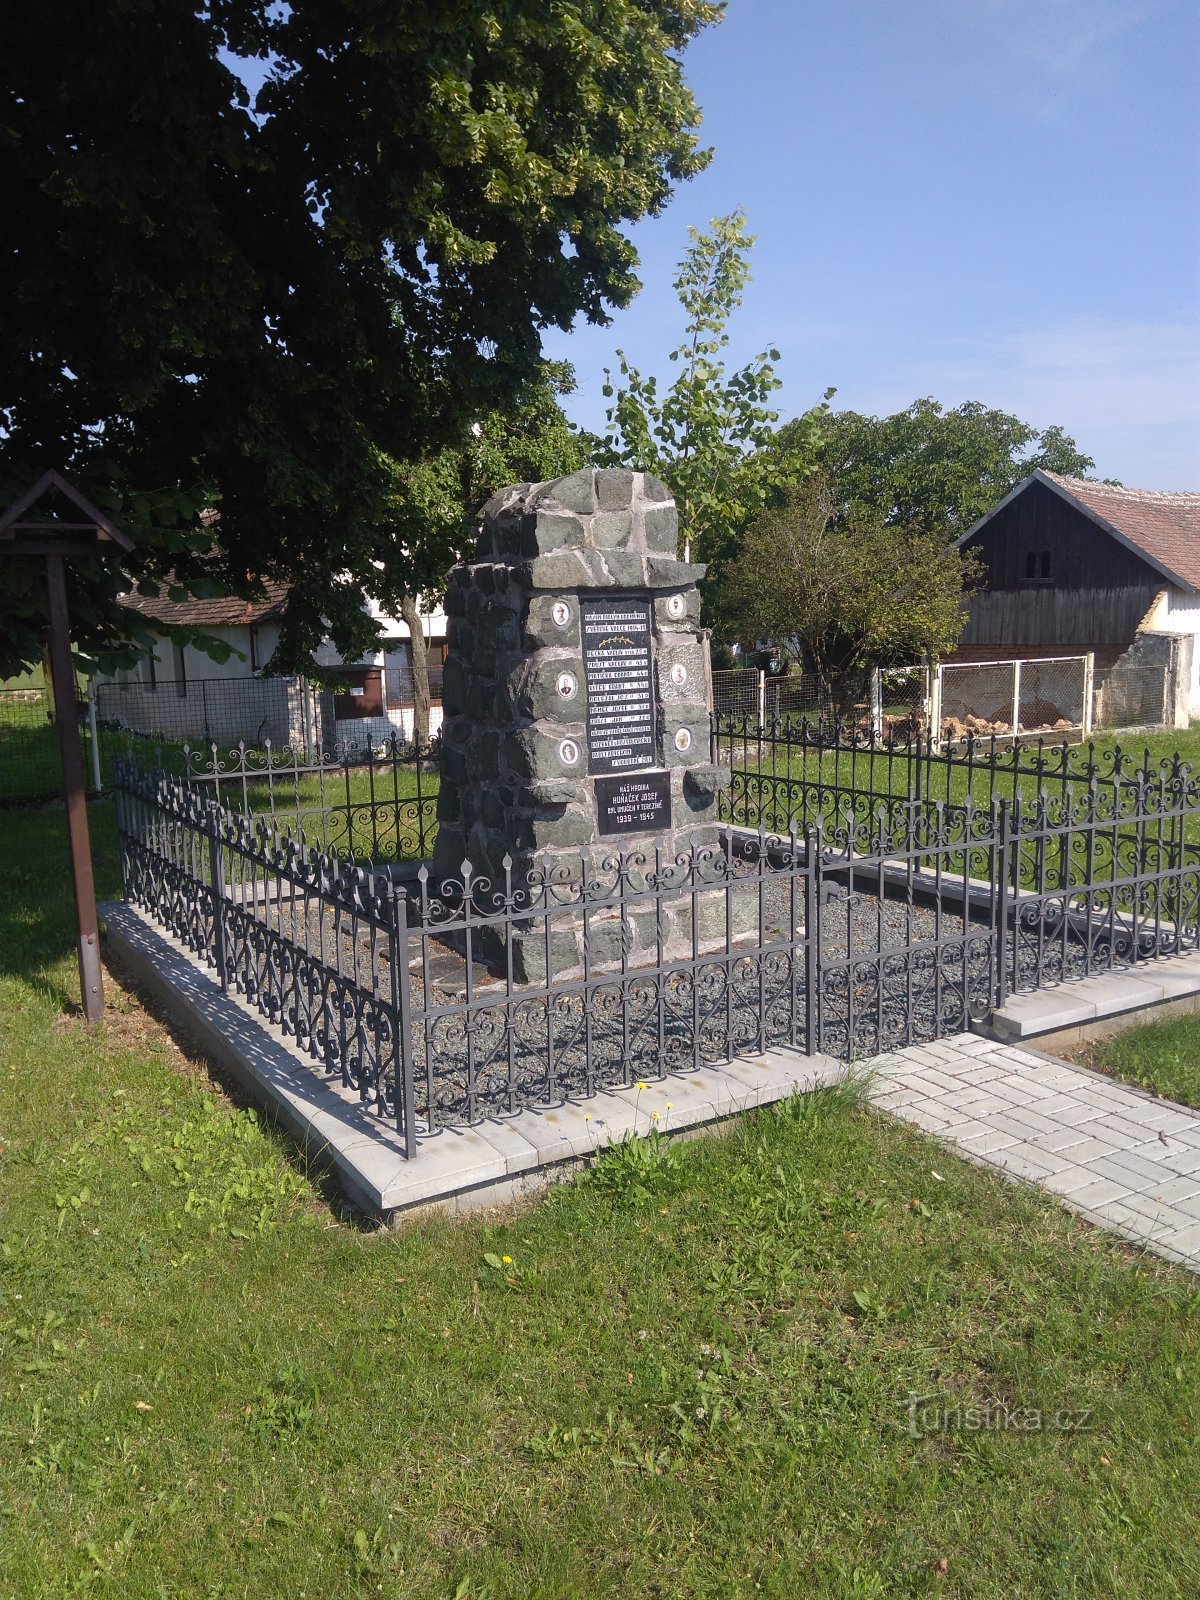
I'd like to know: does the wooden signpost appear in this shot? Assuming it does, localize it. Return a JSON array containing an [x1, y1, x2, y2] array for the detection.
[[0, 472, 134, 1024]]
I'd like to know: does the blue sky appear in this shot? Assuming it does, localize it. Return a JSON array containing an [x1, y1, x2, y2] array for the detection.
[[543, 0, 1200, 488]]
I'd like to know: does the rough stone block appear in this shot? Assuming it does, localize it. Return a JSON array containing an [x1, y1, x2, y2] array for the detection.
[[506, 726, 586, 782], [521, 551, 596, 591], [510, 929, 583, 986], [592, 510, 633, 549], [597, 469, 635, 511], [654, 590, 702, 630], [521, 510, 582, 557], [536, 469, 596, 516], [641, 472, 672, 504], [647, 557, 707, 588], [643, 503, 679, 555], [516, 656, 587, 722], [512, 808, 595, 852], [683, 762, 731, 800], [656, 638, 705, 702], [466, 728, 502, 780], [476, 597, 520, 652], [518, 778, 590, 809], [523, 592, 582, 651], [441, 656, 467, 716]]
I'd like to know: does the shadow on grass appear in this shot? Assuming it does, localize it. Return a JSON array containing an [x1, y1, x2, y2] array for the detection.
[[100, 950, 379, 1231], [0, 798, 123, 1009]]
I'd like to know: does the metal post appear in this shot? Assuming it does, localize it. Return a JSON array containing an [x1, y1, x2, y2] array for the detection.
[[1011, 659, 1022, 740], [757, 667, 766, 732], [45, 555, 104, 1024], [207, 804, 229, 990], [391, 886, 417, 1159], [803, 823, 819, 1055], [1082, 651, 1095, 738], [87, 677, 102, 793], [928, 660, 943, 752], [869, 666, 884, 741], [995, 800, 1011, 1010]]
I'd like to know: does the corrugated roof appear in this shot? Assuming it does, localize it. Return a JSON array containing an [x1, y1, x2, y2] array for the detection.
[[1039, 473, 1200, 590], [119, 578, 290, 629]]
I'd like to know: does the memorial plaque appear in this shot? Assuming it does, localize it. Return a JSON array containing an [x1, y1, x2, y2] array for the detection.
[[595, 770, 671, 835], [581, 596, 656, 773]]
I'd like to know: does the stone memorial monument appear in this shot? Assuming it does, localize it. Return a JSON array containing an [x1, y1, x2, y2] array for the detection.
[[432, 467, 732, 978]]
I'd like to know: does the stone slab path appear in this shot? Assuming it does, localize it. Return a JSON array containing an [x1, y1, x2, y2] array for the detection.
[[868, 1034, 1200, 1271]]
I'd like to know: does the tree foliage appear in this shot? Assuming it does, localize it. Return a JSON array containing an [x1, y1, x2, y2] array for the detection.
[[590, 211, 828, 637], [799, 398, 1096, 541], [380, 364, 586, 743], [726, 478, 980, 713], [0, 0, 721, 677]]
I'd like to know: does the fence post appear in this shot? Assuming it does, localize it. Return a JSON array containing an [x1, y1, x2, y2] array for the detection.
[[757, 667, 766, 732], [206, 802, 229, 991], [1082, 652, 1095, 737], [87, 678, 102, 793], [994, 800, 1011, 1010], [869, 667, 883, 741], [927, 661, 943, 752], [1011, 659, 1022, 739], [804, 821, 820, 1055], [391, 885, 418, 1159]]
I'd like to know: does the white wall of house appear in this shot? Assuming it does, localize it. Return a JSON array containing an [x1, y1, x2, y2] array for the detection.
[[1139, 589, 1200, 714]]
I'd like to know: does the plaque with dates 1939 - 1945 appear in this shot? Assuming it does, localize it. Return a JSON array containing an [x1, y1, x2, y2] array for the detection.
[[595, 771, 671, 836], [581, 596, 656, 774]]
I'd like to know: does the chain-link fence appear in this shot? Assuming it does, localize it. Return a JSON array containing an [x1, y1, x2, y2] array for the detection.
[[1093, 663, 1171, 731], [937, 656, 1090, 743], [710, 668, 760, 719], [0, 670, 447, 802], [0, 685, 99, 801]]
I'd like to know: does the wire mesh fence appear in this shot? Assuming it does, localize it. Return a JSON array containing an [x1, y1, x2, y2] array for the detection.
[[1093, 663, 1171, 731], [937, 656, 1089, 743], [0, 686, 98, 802], [710, 668, 760, 719]]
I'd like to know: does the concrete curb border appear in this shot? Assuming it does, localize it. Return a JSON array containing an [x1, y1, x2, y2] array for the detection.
[[100, 900, 846, 1221]]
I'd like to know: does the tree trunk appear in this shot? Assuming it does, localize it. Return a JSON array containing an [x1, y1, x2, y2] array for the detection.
[[399, 590, 431, 751]]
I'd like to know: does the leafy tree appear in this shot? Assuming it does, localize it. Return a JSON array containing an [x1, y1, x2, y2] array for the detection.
[[725, 477, 980, 719], [800, 398, 1095, 541], [381, 364, 586, 744], [590, 211, 828, 636], [0, 0, 721, 679]]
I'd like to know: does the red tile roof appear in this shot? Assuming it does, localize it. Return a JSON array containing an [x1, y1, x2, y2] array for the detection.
[[119, 578, 290, 629], [1038, 472, 1200, 591]]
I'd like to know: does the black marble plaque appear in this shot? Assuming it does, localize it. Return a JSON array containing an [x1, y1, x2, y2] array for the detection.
[[595, 770, 671, 835], [581, 595, 655, 774]]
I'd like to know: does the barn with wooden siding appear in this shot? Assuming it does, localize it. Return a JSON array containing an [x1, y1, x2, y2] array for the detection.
[[955, 471, 1200, 725]]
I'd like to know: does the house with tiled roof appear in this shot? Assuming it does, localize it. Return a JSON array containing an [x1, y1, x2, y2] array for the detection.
[[96, 577, 446, 748], [955, 470, 1200, 726]]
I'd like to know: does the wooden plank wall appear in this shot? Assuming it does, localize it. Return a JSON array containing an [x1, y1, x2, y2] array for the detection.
[[958, 586, 1156, 651]]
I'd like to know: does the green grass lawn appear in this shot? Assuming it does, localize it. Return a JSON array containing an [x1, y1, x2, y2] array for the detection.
[[2, 801, 1200, 1596], [1071, 1013, 1200, 1110]]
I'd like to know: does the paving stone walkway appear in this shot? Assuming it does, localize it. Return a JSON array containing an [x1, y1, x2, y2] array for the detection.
[[868, 1034, 1200, 1271]]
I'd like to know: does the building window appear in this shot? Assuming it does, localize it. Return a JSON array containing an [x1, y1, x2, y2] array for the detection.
[[1024, 549, 1053, 585], [173, 643, 187, 698], [249, 625, 261, 673], [142, 651, 157, 691]]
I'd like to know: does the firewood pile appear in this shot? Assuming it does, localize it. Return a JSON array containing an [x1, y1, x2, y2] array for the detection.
[[941, 698, 1074, 741]]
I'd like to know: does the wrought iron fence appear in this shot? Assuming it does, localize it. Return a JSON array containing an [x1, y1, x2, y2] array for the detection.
[[115, 765, 415, 1152], [713, 714, 1200, 836], [115, 724, 1200, 1158], [170, 736, 440, 863]]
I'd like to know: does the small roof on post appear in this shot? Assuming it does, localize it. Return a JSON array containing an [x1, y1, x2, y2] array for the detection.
[[0, 469, 136, 558]]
